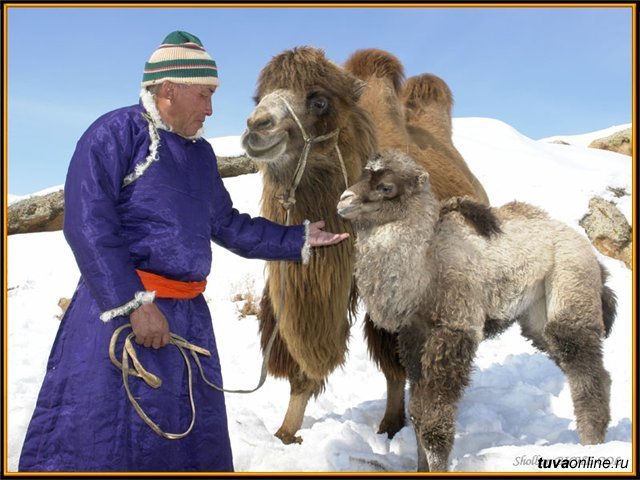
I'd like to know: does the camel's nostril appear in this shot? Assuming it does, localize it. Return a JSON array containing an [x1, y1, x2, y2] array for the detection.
[[249, 116, 273, 131], [339, 190, 355, 201]]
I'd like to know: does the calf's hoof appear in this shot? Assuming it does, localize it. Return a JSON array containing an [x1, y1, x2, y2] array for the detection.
[[378, 414, 406, 439]]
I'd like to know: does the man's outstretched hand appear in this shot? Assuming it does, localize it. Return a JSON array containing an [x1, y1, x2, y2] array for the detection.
[[308, 220, 349, 247]]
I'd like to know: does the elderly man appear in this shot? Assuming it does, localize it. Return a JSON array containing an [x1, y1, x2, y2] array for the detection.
[[19, 31, 348, 472]]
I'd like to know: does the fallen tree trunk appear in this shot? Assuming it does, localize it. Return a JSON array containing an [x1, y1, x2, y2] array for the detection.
[[8, 155, 258, 235]]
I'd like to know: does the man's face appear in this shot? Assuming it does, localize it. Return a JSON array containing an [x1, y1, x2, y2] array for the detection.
[[167, 83, 216, 137]]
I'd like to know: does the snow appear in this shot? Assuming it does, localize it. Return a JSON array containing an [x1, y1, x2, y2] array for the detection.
[[6, 118, 633, 473], [208, 135, 246, 157], [540, 123, 632, 148]]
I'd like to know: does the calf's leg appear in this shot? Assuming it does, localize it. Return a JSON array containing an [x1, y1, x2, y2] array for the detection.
[[544, 320, 611, 444], [409, 325, 478, 472]]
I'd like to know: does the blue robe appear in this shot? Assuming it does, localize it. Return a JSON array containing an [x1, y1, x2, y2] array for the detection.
[[19, 104, 305, 472]]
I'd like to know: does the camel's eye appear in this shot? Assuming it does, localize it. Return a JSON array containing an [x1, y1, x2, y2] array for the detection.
[[308, 93, 329, 116], [377, 183, 395, 195]]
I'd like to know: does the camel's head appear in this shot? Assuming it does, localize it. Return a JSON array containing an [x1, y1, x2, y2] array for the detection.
[[241, 47, 366, 174], [337, 149, 431, 226]]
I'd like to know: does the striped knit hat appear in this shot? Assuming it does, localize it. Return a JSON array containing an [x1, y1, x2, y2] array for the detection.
[[141, 31, 219, 87]]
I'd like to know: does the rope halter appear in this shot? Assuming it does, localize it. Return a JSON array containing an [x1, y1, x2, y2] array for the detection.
[[275, 94, 349, 218]]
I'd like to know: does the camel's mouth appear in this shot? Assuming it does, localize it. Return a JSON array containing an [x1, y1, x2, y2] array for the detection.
[[338, 197, 384, 221], [337, 203, 359, 219], [241, 129, 288, 162]]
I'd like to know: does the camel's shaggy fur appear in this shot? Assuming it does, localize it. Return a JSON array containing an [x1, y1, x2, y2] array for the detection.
[[338, 149, 616, 472], [241, 46, 490, 445], [343, 48, 490, 437], [241, 47, 377, 444]]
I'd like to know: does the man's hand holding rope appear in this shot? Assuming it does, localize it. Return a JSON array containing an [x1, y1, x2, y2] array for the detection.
[[130, 303, 171, 349]]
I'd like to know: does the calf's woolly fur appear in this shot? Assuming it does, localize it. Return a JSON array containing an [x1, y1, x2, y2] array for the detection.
[[343, 48, 491, 438], [339, 149, 616, 472]]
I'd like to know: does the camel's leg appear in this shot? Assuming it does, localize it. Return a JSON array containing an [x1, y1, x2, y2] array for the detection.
[[275, 369, 323, 445], [259, 285, 323, 445], [409, 325, 478, 472], [380, 376, 406, 437], [363, 314, 406, 438], [544, 320, 611, 444]]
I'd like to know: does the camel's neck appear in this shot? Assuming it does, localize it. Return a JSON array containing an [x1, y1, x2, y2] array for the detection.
[[353, 191, 440, 332], [259, 148, 358, 227], [360, 192, 439, 262]]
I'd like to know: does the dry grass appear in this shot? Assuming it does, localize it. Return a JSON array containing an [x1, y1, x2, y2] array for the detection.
[[232, 292, 260, 318]]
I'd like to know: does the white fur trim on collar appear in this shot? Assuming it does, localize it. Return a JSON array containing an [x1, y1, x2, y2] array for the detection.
[[139, 88, 169, 130]]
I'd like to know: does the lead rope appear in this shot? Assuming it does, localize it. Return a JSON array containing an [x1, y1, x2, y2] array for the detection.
[[109, 318, 277, 440], [110, 94, 350, 440]]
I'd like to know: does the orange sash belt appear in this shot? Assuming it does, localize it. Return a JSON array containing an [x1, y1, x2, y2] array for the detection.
[[136, 269, 207, 300]]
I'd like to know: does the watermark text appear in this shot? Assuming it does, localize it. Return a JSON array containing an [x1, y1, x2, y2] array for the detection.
[[514, 454, 629, 470]]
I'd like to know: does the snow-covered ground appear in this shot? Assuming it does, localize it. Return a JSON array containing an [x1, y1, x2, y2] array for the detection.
[[540, 123, 631, 148], [6, 119, 633, 473]]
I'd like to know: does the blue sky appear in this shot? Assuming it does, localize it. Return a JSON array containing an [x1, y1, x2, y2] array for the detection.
[[6, 4, 633, 195]]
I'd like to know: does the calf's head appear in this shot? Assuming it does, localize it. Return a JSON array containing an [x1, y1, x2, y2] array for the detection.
[[337, 149, 430, 226]]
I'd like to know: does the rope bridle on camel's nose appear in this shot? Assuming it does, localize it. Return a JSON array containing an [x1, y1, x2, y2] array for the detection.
[[275, 94, 349, 221]]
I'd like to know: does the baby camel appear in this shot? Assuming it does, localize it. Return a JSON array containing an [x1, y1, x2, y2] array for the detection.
[[337, 149, 616, 472]]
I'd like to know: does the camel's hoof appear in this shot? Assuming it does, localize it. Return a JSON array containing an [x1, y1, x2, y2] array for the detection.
[[275, 429, 303, 445], [378, 414, 406, 439]]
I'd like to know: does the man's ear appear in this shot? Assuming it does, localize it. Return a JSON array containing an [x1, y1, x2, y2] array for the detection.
[[156, 81, 173, 100]]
